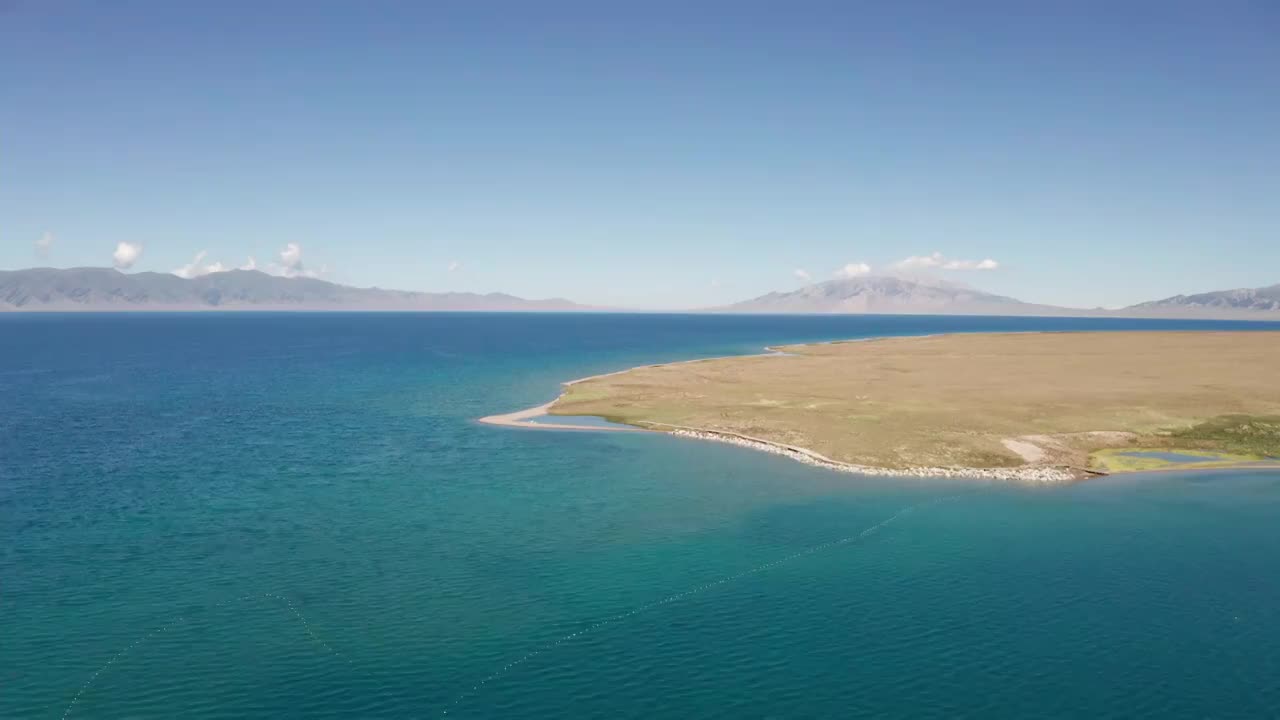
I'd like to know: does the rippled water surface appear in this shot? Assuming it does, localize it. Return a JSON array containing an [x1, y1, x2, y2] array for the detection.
[[4, 313, 1279, 718]]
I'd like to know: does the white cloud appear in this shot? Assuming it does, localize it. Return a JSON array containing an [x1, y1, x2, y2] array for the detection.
[[35, 231, 54, 258], [894, 251, 999, 271], [836, 262, 872, 278], [793, 268, 811, 282], [173, 251, 205, 279], [279, 242, 302, 270], [894, 252, 943, 270], [265, 242, 323, 278], [112, 241, 143, 269], [166, 247, 321, 279], [172, 250, 230, 279], [448, 260, 462, 272]]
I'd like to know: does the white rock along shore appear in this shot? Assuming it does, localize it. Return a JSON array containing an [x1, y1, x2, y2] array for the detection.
[[663, 428, 1081, 483]]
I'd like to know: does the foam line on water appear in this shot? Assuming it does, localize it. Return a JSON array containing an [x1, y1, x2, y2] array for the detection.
[[61, 592, 359, 719], [443, 494, 958, 716]]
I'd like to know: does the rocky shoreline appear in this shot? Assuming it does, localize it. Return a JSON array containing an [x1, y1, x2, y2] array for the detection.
[[666, 428, 1080, 483]]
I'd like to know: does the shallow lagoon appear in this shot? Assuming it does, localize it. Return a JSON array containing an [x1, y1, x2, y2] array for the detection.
[[1122, 450, 1223, 463]]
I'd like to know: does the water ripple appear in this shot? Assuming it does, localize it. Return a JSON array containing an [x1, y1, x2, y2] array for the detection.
[[61, 592, 362, 719], [443, 495, 958, 716]]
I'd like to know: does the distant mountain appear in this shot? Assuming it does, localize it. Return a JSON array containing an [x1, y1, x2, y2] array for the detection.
[[0, 268, 588, 312], [1126, 283, 1280, 315], [7, 267, 1278, 318], [720, 275, 1078, 316]]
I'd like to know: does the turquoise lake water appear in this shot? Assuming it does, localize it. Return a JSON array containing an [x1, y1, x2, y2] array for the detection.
[[3, 313, 1280, 718]]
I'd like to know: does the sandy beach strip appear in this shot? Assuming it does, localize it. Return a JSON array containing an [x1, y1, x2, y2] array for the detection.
[[477, 402, 645, 432]]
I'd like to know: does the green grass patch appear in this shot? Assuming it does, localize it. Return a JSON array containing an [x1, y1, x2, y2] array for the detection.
[[555, 386, 613, 403], [1162, 415, 1280, 457]]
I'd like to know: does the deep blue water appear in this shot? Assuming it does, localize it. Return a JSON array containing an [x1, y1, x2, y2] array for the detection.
[[3, 313, 1280, 719]]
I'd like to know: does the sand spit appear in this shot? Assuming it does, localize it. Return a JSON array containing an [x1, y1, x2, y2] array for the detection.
[[477, 402, 642, 432], [478, 348, 797, 431]]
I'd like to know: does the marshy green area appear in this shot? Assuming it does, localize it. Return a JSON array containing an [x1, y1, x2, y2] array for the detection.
[[1090, 415, 1280, 473], [1167, 414, 1280, 456]]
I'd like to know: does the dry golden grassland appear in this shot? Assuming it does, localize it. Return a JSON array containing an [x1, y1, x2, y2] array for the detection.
[[549, 332, 1280, 472]]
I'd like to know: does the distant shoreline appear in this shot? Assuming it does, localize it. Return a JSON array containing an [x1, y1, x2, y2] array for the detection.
[[7, 267, 1280, 319]]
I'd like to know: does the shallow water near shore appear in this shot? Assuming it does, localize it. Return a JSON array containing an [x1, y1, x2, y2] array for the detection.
[[4, 312, 1280, 718]]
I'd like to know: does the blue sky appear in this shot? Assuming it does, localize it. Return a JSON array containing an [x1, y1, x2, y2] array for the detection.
[[3, 1, 1276, 309]]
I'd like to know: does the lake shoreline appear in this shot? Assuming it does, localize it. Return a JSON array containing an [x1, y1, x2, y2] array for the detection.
[[482, 331, 1280, 483], [480, 342, 799, 430], [479, 334, 1086, 483]]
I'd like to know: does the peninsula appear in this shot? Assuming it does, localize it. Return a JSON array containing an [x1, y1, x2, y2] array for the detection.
[[530, 331, 1280, 481]]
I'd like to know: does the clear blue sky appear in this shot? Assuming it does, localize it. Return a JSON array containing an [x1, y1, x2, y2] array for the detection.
[[3, 1, 1276, 308]]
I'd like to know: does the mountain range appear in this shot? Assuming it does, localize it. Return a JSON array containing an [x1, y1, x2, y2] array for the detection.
[[0, 268, 586, 312], [1127, 284, 1280, 314], [720, 275, 1280, 319], [721, 275, 1059, 316], [2, 267, 1278, 319]]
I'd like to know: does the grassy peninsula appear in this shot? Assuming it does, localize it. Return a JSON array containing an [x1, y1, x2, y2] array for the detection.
[[548, 331, 1280, 479]]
